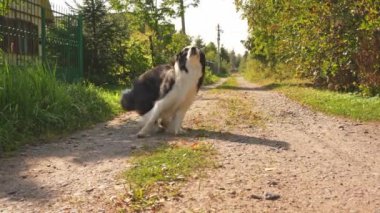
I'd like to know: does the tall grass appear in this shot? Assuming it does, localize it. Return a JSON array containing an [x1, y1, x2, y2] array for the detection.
[[0, 64, 121, 153], [277, 86, 380, 122]]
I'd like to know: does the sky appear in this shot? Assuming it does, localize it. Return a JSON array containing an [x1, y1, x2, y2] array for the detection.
[[50, 0, 248, 55], [173, 0, 248, 55]]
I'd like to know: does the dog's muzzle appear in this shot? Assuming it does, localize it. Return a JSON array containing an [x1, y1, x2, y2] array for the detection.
[[190, 47, 197, 56]]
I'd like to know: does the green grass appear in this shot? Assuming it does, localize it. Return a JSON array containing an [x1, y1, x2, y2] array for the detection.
[[0, 64, 121, 153], [121, 142, 214, 211], [215, 76, 238, 90], [244, 71, 380, 122], [278, 85, 380, 121]]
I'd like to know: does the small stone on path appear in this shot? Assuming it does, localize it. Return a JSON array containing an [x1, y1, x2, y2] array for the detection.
[[264, 192, 281, 201]]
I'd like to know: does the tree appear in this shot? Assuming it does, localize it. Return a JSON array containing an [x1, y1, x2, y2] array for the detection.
[[205, 42, 217, 54], [161, 0, 200, 34], [220, 47, 229, 63], [236, 0, 380, 94], [229, 50, 239, 70], [110, 0, 189, 65], [69, 0, 117, 84], [166, 32, 192, 57], [194, 36, 205, 49]]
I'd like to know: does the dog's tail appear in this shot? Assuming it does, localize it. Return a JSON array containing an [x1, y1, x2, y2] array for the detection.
[[120, 89, 135, 111]]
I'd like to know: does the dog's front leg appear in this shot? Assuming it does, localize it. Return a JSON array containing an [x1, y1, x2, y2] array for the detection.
[[137, 110, 152, 128], [167, 94, 196, 135], [167, 109, 188, 135]]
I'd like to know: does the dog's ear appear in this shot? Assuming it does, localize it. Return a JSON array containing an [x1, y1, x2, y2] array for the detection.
[[200, 51, 206, 73]]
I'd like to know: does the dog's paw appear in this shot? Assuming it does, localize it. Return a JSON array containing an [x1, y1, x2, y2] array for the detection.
[[157, 126, 166, 133], [136, 131, 149, 138], [167, 127, 186, 135], [136, 133, 146, 138], [178, 128, 187, 135]]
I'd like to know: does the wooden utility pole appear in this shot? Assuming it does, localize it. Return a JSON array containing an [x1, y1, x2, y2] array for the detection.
[[217, 24, 223, 73]]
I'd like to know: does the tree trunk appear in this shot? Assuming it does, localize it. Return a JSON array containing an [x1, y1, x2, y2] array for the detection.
[[149, 35, 155, 65], [179, 0, 186, 34], [90, 0, 97, 75]]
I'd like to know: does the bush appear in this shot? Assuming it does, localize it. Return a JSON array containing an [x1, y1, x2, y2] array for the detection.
[[203, 68, 220, 85], [0, 64, 120, 153]]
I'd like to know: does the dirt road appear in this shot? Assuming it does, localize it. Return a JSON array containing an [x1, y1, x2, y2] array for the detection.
[[1, 77, 379, 212]]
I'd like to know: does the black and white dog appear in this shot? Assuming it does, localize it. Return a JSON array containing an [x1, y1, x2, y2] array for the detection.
[[121, 46, 206, 137]]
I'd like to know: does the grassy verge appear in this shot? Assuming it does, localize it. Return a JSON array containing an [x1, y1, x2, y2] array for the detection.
[[0, 64, 121, 153], [244, 71, 380, 122], [215, 75, 239, 89], [117, 142, 215, 212]]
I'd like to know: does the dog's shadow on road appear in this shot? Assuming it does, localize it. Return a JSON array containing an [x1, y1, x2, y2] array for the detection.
[[179, 128, 289, 150]]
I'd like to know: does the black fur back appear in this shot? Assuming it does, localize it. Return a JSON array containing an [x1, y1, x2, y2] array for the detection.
[[121, 64, 173, 115]]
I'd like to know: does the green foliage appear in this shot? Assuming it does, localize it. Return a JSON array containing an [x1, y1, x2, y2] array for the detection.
[[205, 42, 217, 62], [220, 47, 230, 63], [0, 0, 12, 11], [161, 0, 200, 12], [203, 42, 241, 74], [70, 0, 122, 85], [68, 0, 194, 86], [160, 0, 200, 34], [3, 0, 237, 91], [157, 31, 192, 64], [111, 31, 153, 86], [240, 58, 296, 82], [236, 0, 380, 94], [110, 0, 192, 66], [203, 67, 220, 85], [0, 0, 12, 59], [0, 64, 120, 153], [194, 36, 205, 49]]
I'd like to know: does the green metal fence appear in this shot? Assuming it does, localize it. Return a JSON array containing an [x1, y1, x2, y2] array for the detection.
[[0, 0, 83, 82]]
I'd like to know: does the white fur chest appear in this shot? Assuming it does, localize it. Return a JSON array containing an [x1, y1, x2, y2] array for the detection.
[[174, 62, 202, 101]]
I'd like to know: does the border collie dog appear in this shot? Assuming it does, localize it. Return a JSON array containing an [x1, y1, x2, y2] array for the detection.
[[121, 46, 206, 137]]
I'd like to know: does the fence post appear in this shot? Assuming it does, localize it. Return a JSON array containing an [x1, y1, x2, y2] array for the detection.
[[41, 7, 46, 64], [78, 14, 83, 80]]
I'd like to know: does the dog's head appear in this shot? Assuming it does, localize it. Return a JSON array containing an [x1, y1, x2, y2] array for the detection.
[[175, 46, 206, 74]]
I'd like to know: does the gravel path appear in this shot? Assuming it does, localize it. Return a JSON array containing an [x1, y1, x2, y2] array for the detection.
[[163, 77, 380, 212], [0, 77, 379, 212]]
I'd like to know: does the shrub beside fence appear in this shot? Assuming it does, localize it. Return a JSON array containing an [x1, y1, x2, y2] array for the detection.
[[0, 0, 83, 82]]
